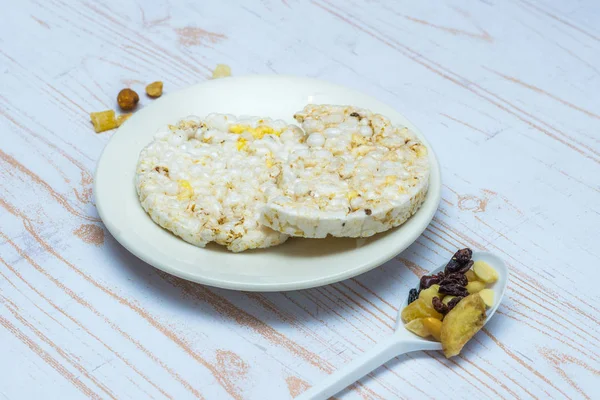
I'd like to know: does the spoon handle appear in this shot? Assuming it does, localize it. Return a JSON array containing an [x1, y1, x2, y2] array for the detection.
[[297, 335, 428, 400]]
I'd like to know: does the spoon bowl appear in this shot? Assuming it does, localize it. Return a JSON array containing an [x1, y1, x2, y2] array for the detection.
[[394, 251, 508, 337], [299, 251, 508, 400]]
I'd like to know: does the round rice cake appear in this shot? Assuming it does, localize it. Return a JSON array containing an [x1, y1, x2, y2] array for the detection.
[[135, 114, 305, 252], [260, 104, 430, 238]]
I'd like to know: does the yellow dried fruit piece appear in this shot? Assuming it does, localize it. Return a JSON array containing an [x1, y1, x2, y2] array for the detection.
[[473, 261, 499, 283], [441, 294, 486, 358], [405, 319, 430, 338], [418, 284, 441, 305], [478, 289, 495, 308], [465, 270, 479, 282], [90, 110, 118, 133], [146, 81, 163, 98], [401, 298, 443, 323], [442, 295, 457, 305], [422, 317, 442, 341], [212, 64, 231, 79], [466, 281, 486, 294], [117, 88, 139, 111], [117, 113, 132, 127]]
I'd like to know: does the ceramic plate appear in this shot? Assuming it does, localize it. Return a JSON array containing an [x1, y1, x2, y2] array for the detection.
[[94, 75, 441, 291]]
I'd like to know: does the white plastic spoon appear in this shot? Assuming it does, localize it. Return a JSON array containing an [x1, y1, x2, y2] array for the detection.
[[298, 252, 508, 400]]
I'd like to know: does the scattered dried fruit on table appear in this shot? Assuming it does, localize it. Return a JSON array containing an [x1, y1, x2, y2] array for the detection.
[[405, 318, 430, 338], [212, 64, 231, 79], [117, 88, 139, 111], [418, 284, 441, 305], [117, 113, 132, 127], [473, 260, 499, 283], [441, 294, 486, 358], [422, 317, 442, 341], [466, 281, 486, 294], [401, 298, 443, 322], [90, 110, 118, 133], [146, 81, 163, 98], [478, 288, 495, 308]]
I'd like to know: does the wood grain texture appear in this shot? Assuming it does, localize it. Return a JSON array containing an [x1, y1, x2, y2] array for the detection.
[[1, 0, 599, 398]]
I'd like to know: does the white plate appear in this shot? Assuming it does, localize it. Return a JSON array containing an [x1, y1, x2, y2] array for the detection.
[[94, 75, 441, 291]]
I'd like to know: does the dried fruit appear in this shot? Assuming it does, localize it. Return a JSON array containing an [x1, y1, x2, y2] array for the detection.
[[90, 110, 118, 133], [444, 258, 473, 274], [405, 319, 430, 338], [466, 281, 486, 294], [473, 261, 499, 283], [478, 289, 495, 308], [440, 272, 468, 287], [439, 283, 468, 297], [442, 295, 457, 305], [465, 270, 479, 282], [453, 248, 473, 264], [418, 284, 441, 305], [407, 288, 419, 305], [401, 298, 443, 322], [432, 297, 448, 315], [456, 260, 474, 274], [446, 296, 463, 311], [212, 64, 231, 79], [117, 113, 132, 127], [441, 294, 486, 358], [117, 88, 139, 111], [146, 81, 163, 98], [444, 259, 462, 274], [420, 272, 444, 290], [422, 317, 442, 341]]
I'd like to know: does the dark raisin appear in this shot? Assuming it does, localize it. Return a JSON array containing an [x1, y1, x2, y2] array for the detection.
[[350, 112, 360, 117], [456, 260, 474, 274], [365, 209, 372, 215], [420, 274, 442, 290], [453, 248, 473, 264], [440, 272, 468, 287], [439, 283, 469, 297], [407, 288, 419, 305], [432, 297, 448, 314], [447, 296, 464, 311], [444, 259, 462, 274]]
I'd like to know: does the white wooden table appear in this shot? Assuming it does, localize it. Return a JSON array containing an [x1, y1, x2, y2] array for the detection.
[[1, 0, 599, 398]]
